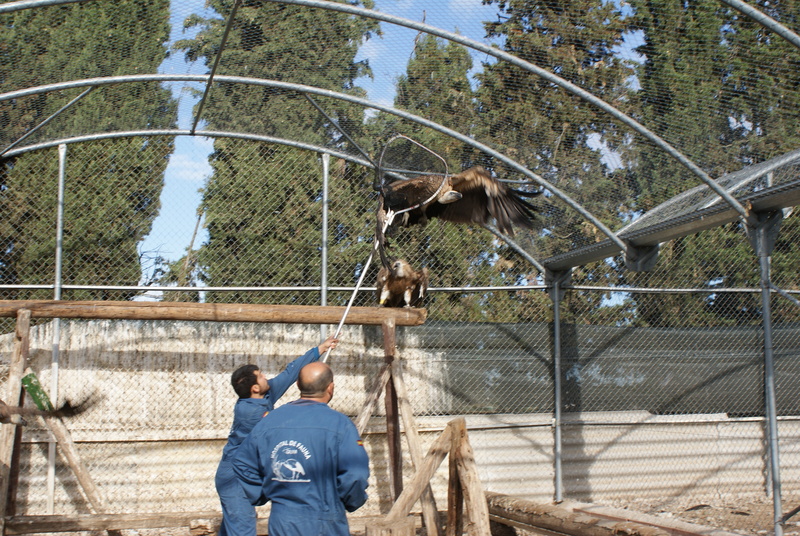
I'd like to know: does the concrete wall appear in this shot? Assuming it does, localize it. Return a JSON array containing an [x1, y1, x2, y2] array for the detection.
[[2, 319, 799, 519]]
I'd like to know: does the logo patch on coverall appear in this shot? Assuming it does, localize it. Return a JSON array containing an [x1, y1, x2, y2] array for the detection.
[[270, 440, 312, 482]]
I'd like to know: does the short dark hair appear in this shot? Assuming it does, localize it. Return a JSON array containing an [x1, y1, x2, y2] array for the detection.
[[231, 364, 259, 398], [298, 366, 333, 397]]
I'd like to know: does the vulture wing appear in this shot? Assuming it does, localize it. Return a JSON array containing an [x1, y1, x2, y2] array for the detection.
[[429, 166, 540, 236], [382, 174, 454, 227]]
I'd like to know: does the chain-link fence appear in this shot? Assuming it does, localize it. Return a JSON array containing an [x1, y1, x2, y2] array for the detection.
[[2, 289, 800, 528], [2, 0, 800, 533]]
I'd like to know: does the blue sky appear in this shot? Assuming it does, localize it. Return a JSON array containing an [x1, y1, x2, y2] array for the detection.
[[142, 0, 502, 280]]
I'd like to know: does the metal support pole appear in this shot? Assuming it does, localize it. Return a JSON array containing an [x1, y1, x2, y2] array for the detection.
[[48, 144, 67, 512], [759, 226, 782, 536], [320, 153, 330, 341], [547, 269, 570, 503], [747, 211, 783, 536], [552, 285, 563, 502]]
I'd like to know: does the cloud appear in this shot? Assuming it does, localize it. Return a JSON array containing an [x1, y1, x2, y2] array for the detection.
[[166, 138, 213, 183]]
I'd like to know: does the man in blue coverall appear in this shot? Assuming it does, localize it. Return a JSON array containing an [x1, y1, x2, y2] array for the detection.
[[215, 336, 338, 536], [232, 361, 370, 536]]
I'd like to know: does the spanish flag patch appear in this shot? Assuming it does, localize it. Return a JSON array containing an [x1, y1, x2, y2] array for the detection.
[[357, 439, 364, 446]]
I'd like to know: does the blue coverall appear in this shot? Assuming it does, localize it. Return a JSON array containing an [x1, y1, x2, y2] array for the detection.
[[231, 399, 370, 536], [214, 346, 321, 536]]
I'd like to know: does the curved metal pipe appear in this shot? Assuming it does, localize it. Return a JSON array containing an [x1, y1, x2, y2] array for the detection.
[[1, 129, 375, 169], [0, 73, 629, 253], [2, 0, 792, 228], [719, 0, 800, 52], [192, 0, 241, 134], [259, 0, 753, 225], [0, 0, 92, 14]]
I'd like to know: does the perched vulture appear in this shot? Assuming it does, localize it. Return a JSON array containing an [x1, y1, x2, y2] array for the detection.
[[0, 396, 97, 425], [380, 165, 540, 236], [376, 258, 429, 308]]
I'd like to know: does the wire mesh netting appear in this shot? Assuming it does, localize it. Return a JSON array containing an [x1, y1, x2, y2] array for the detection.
[[2, 0, 800, 533]]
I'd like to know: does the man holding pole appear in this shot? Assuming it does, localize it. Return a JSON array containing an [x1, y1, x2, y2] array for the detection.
[[232, 361, 370, 536], [215, 337, 338, 536]]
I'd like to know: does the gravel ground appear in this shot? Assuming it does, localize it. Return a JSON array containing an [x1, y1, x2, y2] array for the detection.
[[51, 500, 800, 536], [606, 498, 799, 536]]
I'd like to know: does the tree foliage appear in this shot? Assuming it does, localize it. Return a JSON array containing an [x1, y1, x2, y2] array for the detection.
[[176, 0, 379, 303], [625, 0, 800, 327], [0, 1, 176, 301]]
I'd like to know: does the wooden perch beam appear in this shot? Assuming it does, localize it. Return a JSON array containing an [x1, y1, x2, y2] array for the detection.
[[0, 301, 427, 326]]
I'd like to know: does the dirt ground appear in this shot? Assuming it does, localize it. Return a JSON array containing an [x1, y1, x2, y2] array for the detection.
[[94, 499, 800, 536], [602, 498, 798, 536], [349, 499, 800, 535]]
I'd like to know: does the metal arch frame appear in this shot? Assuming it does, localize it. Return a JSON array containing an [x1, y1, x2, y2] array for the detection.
[[0, 0, 91, 13], [0, 73, 629, 258], [719, 0, 800, 52], [258, 0, 756, 228], [2, 128, 553, 273], [3, 0, 800, 260], [4, 0, 800, 230], [0, 129, 375, 168]]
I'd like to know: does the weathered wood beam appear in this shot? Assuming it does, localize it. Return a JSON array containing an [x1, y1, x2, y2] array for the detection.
[[353, 364, 391, 437], [485, 492, 672, 536], [3, 512, 221, 535], [382, 319, 402, 501], [0, 301, 427, 326], [451, 418, 491, 535], [392, 361, 440, 536], [385, 421, 455, 523], [1, 310, 31, 535]]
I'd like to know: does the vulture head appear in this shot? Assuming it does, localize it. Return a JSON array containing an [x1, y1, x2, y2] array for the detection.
[[376, 258, 429, 308]]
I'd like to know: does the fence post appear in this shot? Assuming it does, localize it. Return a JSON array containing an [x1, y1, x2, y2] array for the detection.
[[382, 318, 402, 500], [0, 309, 32, 533]]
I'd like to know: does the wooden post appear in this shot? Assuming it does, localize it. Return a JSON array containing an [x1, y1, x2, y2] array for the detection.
[[1, 309, 31, 535], [452, 418, 491, 536], [385, 421, 455, 523], [353, 363, 391, 437], [20, 369, 122, 536], [42, 416, 109, 514], [365, 516, 416, 536], [382, 318, 402, 500], [0, 301, 426, 326], [392, 361, 441, 536], [445, 433, 464, 536]]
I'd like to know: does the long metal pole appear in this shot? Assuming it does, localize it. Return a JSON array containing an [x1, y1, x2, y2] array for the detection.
[[320, 154, 330, 341], [757, 223, 783, 536], [48, 144, 67, 512], [551, 280, 563, 502]]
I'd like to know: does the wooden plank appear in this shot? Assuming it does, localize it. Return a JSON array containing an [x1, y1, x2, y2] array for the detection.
[[382, 319, 402, 501], [445, 436, 463, 536], [485, 492, 673, 536], [41, 416, 108, 515], [1, 310, 31, 535], [365, 517, 417, 536], [353, 364, 391, 437], [392, 361, 440, 536], [0, 301, 427, 326], [452, 418, 491, 536], [4, 512, 221, 534], [385, 420, 455, 523]]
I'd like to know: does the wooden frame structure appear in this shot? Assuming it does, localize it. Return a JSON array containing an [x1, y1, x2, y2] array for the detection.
[[0, 301, 426, 535]]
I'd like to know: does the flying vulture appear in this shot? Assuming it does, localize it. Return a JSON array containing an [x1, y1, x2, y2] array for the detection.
[[379, 165, 540, 236], [0, 395, 97, 425], [376, 258, 429, 308]]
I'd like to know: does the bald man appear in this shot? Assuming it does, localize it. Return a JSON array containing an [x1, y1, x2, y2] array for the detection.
[[215, 337, 337, 536], [232, 362, 370, 536]]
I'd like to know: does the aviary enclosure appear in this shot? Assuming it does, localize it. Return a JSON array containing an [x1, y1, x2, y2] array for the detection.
[[1, 0, 800, 535]]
